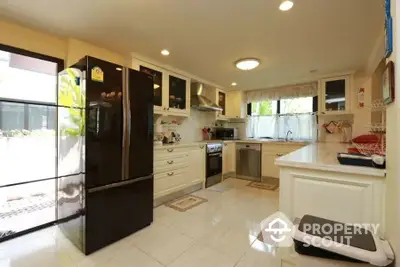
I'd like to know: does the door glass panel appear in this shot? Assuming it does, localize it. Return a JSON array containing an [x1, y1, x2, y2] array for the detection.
[[169, 75, 186, 110], [0, 102, 56, 186], [325, 79, 346, 111], [0, 179, 56, 239], [140, 66, 162, 107], [0, 50, 57, 103], [218, 92, 226, 115]]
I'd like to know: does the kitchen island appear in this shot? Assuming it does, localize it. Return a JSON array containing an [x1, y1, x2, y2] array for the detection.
[[276, 142, 386, 236]]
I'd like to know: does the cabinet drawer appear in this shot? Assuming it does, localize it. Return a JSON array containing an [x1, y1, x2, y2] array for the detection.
[[155, 157, 189, 174], [154, 168, 188, 198], [155, 151, 189, 161]]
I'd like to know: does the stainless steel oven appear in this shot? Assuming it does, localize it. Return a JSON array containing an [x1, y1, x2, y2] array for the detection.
[[205, 143, 223, 188]]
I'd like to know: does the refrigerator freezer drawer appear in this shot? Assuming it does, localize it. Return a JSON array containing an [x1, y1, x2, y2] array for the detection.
[[85, 176, 153, 255]]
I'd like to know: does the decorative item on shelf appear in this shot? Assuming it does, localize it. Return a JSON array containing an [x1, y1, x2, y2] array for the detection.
[[383, 61, 395, 105]]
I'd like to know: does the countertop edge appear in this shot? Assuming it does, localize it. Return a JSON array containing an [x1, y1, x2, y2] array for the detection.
[[275, 144, 386, 178]]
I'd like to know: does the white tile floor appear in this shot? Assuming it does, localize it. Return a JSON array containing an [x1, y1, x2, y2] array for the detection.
[[0, 178, 293, 267]]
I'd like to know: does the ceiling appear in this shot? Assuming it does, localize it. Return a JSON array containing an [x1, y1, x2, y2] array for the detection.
[[0, 0, 384, 91]]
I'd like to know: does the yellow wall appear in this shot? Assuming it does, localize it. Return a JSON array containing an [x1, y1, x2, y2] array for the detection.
[[0, 20, 66, 59], [0, 19, 127, 67], [65, 38, 126, 67]]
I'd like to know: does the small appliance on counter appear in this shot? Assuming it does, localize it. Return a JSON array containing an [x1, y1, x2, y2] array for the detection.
[[213, 127, 239, 140]]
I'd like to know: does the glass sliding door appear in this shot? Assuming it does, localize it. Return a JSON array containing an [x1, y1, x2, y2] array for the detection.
[[0, 44, 63, 241]]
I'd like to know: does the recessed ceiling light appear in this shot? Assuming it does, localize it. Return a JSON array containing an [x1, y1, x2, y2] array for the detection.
[[235, 58, 260, 71], [279, 0, 294, 11], [161, 49, 170, 56], [231, 82, 237, 86]]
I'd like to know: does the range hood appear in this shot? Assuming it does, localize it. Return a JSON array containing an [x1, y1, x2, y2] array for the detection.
[[190, 83, 223, 111]]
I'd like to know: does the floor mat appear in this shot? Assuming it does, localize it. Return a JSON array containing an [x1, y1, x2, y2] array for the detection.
[[247, 178, 279, 191], [165, 195, 208, 212]]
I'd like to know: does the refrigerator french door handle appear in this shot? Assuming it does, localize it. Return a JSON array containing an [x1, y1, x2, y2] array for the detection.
[[88, 174, 153, 193], [122, 68, 130, 180], [125, 68, 131, 180]]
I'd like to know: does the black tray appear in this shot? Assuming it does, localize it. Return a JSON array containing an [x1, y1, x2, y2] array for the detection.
[[337, 153, 385, 169]]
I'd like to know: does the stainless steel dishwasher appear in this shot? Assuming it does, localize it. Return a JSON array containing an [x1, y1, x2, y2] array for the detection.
[[236, 143, 261, 181]]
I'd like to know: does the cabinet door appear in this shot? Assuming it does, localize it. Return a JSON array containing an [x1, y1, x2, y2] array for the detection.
[[188, 146, 205, 185], [168, 74, 188, 114], [226, 91, 244, 118], [320, 76, 350, 114], [223, 143, 236, 174], [139, 66, 163, 109], [261, 153, 280, 178]]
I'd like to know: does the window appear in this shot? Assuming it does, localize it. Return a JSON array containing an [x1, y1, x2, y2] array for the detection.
[[0, 43, 63, 241], [250, 100, 278, 115], [280, 97, 313, 114], [247, 96, 317, 140]]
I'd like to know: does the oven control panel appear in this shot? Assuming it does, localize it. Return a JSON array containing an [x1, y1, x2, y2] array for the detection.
[[206, 143, 223, 154]]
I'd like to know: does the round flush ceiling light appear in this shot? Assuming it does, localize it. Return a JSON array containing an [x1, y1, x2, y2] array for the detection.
[[235, 58, 260, 71], [161, 49, 170, 56], [231, 82, 237, 86], [279, 0, 294, 11]]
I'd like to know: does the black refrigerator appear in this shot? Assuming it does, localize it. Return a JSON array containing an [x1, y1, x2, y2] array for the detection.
[[57, 56, 154, 255]]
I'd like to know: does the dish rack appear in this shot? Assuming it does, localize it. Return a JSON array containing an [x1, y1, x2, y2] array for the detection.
[[352, 100, 386, 156]]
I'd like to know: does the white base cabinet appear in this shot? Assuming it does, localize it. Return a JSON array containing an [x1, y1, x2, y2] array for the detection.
[[154, 145, 205, 199], [262, 143, 305, 179], [279, 167, 386, 236]]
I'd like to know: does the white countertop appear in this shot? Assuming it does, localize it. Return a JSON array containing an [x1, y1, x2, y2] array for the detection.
[[275, 143, 386, 177], [154, 139, 309, 150]]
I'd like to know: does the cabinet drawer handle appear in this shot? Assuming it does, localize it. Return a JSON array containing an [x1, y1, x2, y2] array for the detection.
[[167, 160, 174, 164], [276, 153, 284, 156], [167, 148, 174, 152], [167, 172, 174, 176], [199, 145, 204, 149]]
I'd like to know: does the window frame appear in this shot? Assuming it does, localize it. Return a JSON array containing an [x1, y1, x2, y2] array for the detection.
[[247, 96, 318, 116], [0, 43, 65, 242]]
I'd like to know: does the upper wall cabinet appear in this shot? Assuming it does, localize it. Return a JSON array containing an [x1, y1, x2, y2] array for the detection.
[[140, 65, 163, 108], [132, 59, 190, 117], [168, 73, 189, 116], [226, 90, 246, 119], [319, 75, 351, 115]]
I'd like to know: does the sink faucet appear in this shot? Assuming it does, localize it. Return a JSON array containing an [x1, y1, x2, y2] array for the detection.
[[285, 130, 293, 141]]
